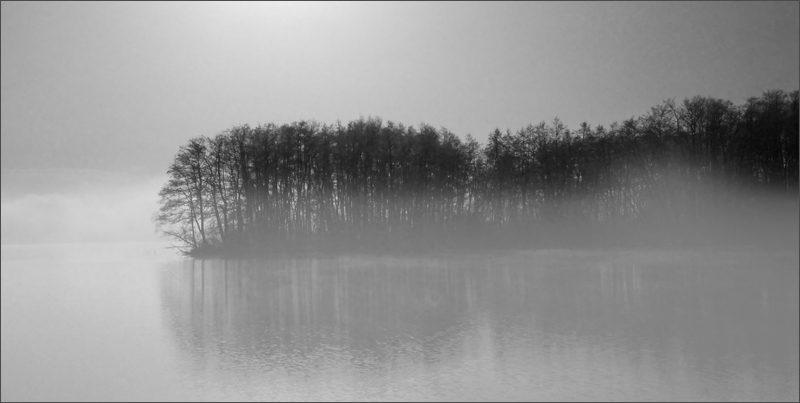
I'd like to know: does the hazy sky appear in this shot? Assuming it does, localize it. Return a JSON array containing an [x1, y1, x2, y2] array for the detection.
[[1, 1, 798, 244]]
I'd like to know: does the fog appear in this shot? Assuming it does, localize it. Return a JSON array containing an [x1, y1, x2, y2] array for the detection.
[[1, 2, 797, 401], [1, 170, 165, 245]]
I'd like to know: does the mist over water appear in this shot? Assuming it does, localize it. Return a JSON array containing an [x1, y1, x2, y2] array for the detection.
[[2, 89, 797, 403], [2, 2, 798, 401], [2, 243, 797, 401], [0, 170, 165, 245]]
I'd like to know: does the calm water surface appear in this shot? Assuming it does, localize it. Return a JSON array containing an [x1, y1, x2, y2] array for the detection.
[[1, 242, 798, 401]]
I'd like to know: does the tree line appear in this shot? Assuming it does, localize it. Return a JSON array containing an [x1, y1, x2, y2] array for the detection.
[[154, 90, 798, 255]]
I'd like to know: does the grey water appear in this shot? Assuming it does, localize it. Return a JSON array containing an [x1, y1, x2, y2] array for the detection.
[[1, 242, 798, 401]]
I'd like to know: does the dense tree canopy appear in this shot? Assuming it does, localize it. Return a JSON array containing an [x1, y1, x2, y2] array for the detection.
[[155, 90, 799, 255]]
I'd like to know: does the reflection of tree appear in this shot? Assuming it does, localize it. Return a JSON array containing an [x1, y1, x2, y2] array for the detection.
[[158, 256, 494, 373], [158, 252, 799, 400]]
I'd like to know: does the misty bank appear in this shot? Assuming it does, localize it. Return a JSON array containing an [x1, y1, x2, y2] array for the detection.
[[185, 193, 798, 259], [153, 90, 798, 258]]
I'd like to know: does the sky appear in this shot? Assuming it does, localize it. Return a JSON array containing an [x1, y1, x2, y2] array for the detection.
[[1, 1, 798, 244]]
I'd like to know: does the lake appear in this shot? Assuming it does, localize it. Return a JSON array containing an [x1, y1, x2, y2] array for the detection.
[[1, 242, 798, 401]]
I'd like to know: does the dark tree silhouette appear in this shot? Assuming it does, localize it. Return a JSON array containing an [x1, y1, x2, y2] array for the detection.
[[154, 90, 799, 256]]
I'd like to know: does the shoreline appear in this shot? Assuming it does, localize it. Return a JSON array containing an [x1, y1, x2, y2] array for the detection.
[[182, 238, 799, 260]]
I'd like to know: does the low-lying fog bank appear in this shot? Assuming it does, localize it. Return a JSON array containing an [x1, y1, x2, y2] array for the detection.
[[186, 192, 798, 259]]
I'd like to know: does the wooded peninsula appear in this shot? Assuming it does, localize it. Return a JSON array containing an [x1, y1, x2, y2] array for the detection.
[[155, 90, 799, 256]]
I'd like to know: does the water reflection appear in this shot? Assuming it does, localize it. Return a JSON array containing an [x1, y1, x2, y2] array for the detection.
[[158, 251, 799, 401]]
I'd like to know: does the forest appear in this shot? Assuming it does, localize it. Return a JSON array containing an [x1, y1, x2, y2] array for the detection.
[[154, 90, 799, 256]]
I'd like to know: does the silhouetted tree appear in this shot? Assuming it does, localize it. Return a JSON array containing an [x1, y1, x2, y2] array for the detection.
[[155, 90, 799, 254]]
